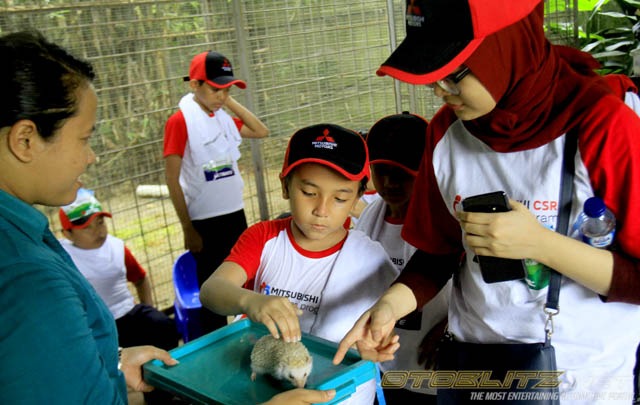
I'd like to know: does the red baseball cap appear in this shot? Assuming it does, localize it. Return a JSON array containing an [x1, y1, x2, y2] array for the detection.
[[376, 0, 541, 84], [184, 51, 246, 89]]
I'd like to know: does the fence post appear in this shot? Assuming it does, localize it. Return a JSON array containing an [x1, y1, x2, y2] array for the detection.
[[233, 0, 270, 221]]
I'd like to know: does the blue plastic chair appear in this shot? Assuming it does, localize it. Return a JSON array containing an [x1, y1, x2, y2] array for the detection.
[[172, 251, 203, 343]]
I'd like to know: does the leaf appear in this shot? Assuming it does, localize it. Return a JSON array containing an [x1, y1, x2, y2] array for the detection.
[[597, 11, 630, 18], [582, 41, 604, 52], [592, 50, 628, 57], [605, 40, 635, 50], [577, 0, 611, 12], [588, 0, 613, 21]]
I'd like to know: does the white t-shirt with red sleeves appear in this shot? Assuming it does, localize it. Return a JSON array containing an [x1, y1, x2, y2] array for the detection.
[[163, 94, 245, 220], [227, 217, 399, 342], [403, 96, 640, 404], [226, 217, 399, 405]]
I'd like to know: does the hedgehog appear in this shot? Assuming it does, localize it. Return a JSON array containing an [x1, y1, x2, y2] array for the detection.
[[250, 335, 313, 388]]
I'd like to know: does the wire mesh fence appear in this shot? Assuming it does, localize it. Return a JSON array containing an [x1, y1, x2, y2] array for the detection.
[[0, 0, 577, 310]]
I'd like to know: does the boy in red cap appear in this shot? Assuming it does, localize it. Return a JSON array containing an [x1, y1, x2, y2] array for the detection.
[[59, 188, 181, 404], [337, 1, 640, 403], [200, 124, 400, 404], [164, 51, 269, 335]]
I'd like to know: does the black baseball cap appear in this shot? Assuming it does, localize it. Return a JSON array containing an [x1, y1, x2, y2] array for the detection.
[[366, 112, 427, 176], [184, 51, 246, 89], [280, 124, 369, 181], [376, 0, 540, 84]]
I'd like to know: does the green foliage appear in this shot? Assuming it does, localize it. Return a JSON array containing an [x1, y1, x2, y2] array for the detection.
[[548, 0, 609, 12], [577, 0, 640, 74]]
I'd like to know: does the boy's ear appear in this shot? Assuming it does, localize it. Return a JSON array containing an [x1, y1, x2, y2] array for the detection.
[[61, 228, 73, 239], [281, 178, 290, 200], [7, 120, 39, 163], [188, 80, 200, 92]]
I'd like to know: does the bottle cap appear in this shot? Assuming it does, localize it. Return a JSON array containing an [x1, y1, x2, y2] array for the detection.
[[584, 196, 606, 218]]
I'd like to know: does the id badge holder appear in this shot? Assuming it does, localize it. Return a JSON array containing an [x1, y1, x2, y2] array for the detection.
[[202, 155, 235, 182]]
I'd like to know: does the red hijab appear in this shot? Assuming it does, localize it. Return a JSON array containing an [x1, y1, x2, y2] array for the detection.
[[461, 3, 613, 152]]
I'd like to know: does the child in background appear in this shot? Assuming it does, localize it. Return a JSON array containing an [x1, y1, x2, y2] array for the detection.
[[349, 184, 380, 227], [355, 113, 449, 404], [349, 129, 380, 226], [200, 124, 400, 404], [164, 50, 269, 335], [59, 189, 182, 404], [59, 189, 180, 352]]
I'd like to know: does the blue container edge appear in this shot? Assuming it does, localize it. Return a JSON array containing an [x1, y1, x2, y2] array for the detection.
[[144, 319, 376, 405]]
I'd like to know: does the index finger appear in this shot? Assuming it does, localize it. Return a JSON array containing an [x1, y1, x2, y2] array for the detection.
[[275, 303, 302, 342], [332, 314, 370, 365]]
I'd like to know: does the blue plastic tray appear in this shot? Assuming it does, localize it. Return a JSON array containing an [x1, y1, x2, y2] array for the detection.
[[143, 319, 375, 404]]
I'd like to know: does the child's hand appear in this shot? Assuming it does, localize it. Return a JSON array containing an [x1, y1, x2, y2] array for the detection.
[[333, 300, 399, 365], [244, 294, 303, 342], [183, 224, 203, 253]]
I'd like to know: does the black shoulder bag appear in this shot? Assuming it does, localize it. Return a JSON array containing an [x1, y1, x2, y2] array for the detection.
[[435, 134, 577, 405]]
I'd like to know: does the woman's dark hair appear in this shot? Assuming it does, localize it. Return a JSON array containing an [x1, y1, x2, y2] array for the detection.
[[0, 30, 95, 139]]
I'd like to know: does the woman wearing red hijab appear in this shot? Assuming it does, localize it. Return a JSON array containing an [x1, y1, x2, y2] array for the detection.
[[335, 1, 640, 403]]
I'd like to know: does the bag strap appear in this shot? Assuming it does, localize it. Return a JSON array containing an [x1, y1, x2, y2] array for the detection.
[[544, 133, 577, 339]]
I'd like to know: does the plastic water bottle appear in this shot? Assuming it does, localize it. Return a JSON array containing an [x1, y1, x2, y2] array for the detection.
[[576, 197, 616, 248]]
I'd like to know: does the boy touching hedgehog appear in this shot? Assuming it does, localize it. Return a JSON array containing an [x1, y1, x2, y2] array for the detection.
[[200, 123, 400, 404]]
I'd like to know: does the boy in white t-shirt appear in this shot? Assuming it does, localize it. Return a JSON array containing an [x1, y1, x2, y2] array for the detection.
[[355, 113, 449, 404], [164, 50, 269, 336], [200, 124, 400, 404], [59, 188, 181, 404], [59, 189, 179, 351]]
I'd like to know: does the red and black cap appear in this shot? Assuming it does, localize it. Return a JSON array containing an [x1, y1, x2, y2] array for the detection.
[[376, 0, 541, 84], [280, 123, 369, 181], [366, 112, 427, 176], [184, 51, 247, 89]]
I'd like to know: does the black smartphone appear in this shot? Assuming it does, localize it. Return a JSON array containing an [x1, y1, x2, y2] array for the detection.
[[461, 191, 526, 283]]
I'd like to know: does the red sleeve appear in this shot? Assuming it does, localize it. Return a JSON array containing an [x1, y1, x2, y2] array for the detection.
[[578, 95, 640, 303], [124, 246, 146, 283], [397, 250, 459, 308], [607, 252, 640, 304], [603, 74, 638, 99], [163, 110, 188, 158], [579, 95, 640, 259], [402, 107, 464, 256], [232, 117, 243, 133], [225, 218, 289, 286]]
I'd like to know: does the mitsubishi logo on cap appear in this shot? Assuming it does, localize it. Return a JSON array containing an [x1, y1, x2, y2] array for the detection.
[[312, 128, 337, 150], [315, 128, 335, 143], [407, 0, 425, 27], [222, 58, 232, 72]]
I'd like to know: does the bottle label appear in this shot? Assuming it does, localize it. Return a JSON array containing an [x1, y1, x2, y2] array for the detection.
[[524, 259, 550, 290], [582, 230, 615, 248]]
